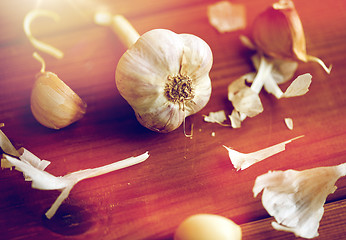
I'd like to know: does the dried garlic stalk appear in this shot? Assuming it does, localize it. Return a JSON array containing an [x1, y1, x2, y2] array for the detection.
[[253, 163, 346, 238], [203, 110, 229, 126], [224, 136, 303, 170], [0, 127, 149, 219], [207, 1, 246, 33]]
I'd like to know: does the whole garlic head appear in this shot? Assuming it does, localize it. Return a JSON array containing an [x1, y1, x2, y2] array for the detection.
[[116, 29, 213, 133]]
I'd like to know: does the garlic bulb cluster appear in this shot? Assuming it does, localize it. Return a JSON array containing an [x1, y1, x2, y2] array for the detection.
[[95, 12, 213, 134], [252, 0, 331, 73], [31, 53, 87, 129], [116, 29, 213, 133]]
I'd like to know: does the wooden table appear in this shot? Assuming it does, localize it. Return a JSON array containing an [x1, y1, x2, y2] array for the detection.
[[1, 0, 345, 239]]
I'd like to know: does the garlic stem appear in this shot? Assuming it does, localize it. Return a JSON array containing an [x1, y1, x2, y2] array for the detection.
[[32, 52, 46, 73], [239, 55, 273, 121], [264, 75, 284, 99], [251, 55, 273, 94], [111, 15, 140, 48], [24, 9, 64, 59], [94, 11, 140, 48], [306, 55, 332, 74]]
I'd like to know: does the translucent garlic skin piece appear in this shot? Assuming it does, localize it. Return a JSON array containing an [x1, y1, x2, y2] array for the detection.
[[116, 29, 212, 133], [253, 163, 346, 238]]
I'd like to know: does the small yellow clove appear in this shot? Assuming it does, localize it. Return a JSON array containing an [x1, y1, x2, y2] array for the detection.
[[30, 52, 87, 129]]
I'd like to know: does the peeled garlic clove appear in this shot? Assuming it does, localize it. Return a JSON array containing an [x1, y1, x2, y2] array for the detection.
[[116, 29, 212, 133], [31, 71, 87, 129], [174, 214, 242, 240], [252, 0, 331, 73]]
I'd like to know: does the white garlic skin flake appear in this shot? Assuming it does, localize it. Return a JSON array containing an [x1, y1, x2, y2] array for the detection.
[[116, 29, 213, 133]]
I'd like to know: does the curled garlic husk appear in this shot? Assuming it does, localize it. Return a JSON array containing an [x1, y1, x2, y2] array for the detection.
[[252, 0, 331, 73], [31, 53, 87, 129], [253, 163, 346, 238], [95, 12, 213, 134]]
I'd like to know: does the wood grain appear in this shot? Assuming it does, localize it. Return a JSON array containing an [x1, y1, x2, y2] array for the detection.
[[0, 0, 345, 239]]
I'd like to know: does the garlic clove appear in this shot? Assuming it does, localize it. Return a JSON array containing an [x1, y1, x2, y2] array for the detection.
[[252, 0, 306, 61], [179, 34, 213, 80], [174, 213, 242, 240], [252, 0, 331, 73], [31, 71, 87, 129], [135, 101, 184, 133]]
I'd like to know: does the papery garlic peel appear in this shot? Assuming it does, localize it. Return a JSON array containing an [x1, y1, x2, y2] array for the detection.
[[97, 13, 213, 133], [253, 163, 346, 238], [252, 0, 331, 73]]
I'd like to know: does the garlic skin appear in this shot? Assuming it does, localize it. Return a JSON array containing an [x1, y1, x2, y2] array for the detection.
[[116, 29, 213, 133], [31, 72, 87, 129], [253, 163, 346, 238]]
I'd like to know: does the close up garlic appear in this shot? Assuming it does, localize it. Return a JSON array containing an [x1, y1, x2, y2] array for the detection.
[[95, 13, 213, 134], [253, 163, 346, 238], [31, 53, 87, 129], [252, 0, 331, 73]]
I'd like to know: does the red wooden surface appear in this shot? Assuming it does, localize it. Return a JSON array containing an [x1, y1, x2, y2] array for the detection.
[[0, 0, 345, 239]]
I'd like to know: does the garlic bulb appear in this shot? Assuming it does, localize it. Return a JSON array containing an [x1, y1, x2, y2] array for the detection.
[[252, 0, 331, 73], [31, 53, 87, 129], [117, 29, 212, 133], [95, 12, 212, 134]]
